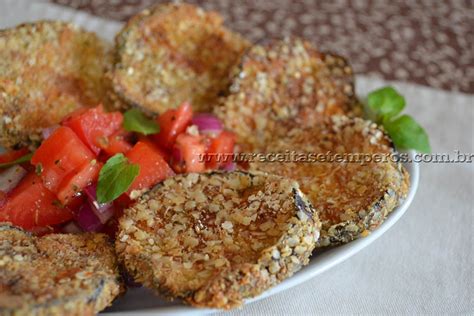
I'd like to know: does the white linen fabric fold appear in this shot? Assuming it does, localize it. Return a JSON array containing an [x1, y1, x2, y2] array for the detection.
[[1, 1, 472, 314]]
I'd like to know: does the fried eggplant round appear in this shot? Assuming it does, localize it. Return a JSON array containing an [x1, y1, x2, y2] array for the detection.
[[250, 116, 410, 246], [0, 225, 123, 315], [0, 21, 114, 150], [111, 3, 250, 114], [116, 171, 320, 309], [214, 37, 362, 151]]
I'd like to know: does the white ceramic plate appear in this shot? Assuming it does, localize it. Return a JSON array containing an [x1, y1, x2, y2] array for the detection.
[[0, 2, 420, 314]]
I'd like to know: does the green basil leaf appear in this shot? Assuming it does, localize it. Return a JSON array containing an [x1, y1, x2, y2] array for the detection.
[[384, 115, 431, 153], [96, 153, 140, 203], [123, 108, 160, 135], [0, 152, 33, 169], [368, 86, 406, 121]]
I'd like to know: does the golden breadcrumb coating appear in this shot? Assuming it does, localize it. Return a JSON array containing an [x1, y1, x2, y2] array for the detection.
[[250, 116, 410, 246], [0, 21, 114, 149], [215, 37, 362, 151], [116, 171, 320, 309], [0, 225, 123, 315], [111, 3, 250, 114]]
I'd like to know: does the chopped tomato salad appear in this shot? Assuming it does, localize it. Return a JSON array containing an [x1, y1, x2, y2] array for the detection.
[[126, 141, 175, 193], [0, 173, 73, 230], [206, 131, 235, 170], [99, 131, 133, 158], [173, 134, 207, 173], [153, 101, 193, 149], [62, 105, 124, 155], [56, 160, 102, 204], [31, 126, 95, 192], [0, 102, 236, 234]]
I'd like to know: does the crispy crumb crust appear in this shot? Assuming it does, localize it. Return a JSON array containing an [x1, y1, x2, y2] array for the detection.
[[250, 116, 410, 246], [0, 225, 124, 315], [116, 171, 321, 309], [214, 37, 362, 151], [0, 21, 114, 150], [111, 3, 250, 114]]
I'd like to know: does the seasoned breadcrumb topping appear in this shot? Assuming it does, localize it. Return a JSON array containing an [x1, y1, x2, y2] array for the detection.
[[0, 225, 123, 315], [116, 171, 320, 308], [250, 116, 410, 245], [214, 37, 362, 151], [111, 3, 250, 114], [0, 21, 114, 149]]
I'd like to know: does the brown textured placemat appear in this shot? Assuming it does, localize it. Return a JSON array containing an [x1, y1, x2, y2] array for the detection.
[[51, 0, 474, 93]]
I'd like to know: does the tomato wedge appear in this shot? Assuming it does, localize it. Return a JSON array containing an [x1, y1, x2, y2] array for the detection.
[[206, 131, 235, 169], [126, 141, 175, 194], [138, 135, 170, 161], [173, 134, 207, 173], [99, 130, 133, 158], [56, 160, 102, 204], [62, 105, 123, 155], [0, 173, 73, 229], [153, 102, 193, 149], [31, 126, 95, 192]]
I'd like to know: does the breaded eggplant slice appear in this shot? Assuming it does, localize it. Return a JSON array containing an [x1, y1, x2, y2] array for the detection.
[[116, 171, 320, 309], [250, 116, 410, 246], [111, 3, 250, 114], [0, 21, 113, 149], [214, 37, 362, 151], [0, 225, 123, 315]]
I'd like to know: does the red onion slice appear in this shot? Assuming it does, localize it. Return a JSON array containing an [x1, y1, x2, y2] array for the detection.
[[84, 183, 98, 201], [171, 146, 182, 164], [92, 203, 115, 224], [0, 165, 27, 193], [84, 184, 115, 224], [192, 114, 223, 135], [76, 202, 104, 232]]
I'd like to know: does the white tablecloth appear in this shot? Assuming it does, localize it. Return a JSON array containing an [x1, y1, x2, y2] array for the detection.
[[2, 1, 472, 314]]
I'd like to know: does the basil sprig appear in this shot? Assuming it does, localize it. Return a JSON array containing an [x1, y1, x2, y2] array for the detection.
[[123, 108, 160, 135], [367, 86, 431, 153], [96, 154, 140, 203]]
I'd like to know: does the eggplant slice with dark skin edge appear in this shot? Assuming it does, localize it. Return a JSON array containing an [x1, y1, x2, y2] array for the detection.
[[116, 171, 321, 309], [0, 224, 124, 315], [110, 2, 250, 114], [0, 21, 115, 150], [250, 115, 410, 246], [214, 36, 362, 152]]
